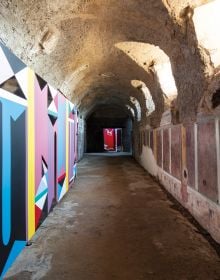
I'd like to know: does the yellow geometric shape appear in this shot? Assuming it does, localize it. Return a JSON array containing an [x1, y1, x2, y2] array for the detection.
[[27, 68, 36, 240]]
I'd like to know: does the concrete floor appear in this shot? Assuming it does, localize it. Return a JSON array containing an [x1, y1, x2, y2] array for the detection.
[[5, 155, 220, 280]]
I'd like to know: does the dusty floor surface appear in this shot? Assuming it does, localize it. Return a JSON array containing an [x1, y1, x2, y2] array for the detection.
[[5, 155, 220, 280]]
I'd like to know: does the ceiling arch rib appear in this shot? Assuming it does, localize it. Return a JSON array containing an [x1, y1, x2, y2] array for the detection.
[[79, 90, 136, 120], [131, 80, 156, 117], [116, 42, 178, 104]]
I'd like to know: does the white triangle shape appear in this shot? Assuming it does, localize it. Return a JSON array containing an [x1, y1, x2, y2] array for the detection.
[[36, 177, 47, 196], [42, 161, 48, 174], [69, 101, 74, 111], [58, 178, 67, 201], [42, 175, 48, 188], [36, 193, 47, 210], [48, 84, 57, 98], [0, 47, 14, 84]]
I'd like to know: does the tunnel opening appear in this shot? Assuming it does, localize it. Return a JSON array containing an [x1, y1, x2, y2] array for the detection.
[[85, 105, 133, 154], [212, 88, 220, 109]]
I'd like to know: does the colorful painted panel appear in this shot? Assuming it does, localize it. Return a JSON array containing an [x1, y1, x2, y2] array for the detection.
[[171, 125, 182, 180], [150, 130, 154, 151], [156, 130, 162, 168], [198, 120, 218, 202], [185, 124, 195, 189], [0, 42, 77, 278], [57, 94, 67, 201], [163, 129, 170, 173]]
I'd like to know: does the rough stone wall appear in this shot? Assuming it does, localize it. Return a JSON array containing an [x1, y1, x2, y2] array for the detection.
[[77, 117, 85, 161], [1, 0, 220, 127]]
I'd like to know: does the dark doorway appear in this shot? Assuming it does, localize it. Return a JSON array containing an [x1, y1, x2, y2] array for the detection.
[[86, 105, 132, 153]]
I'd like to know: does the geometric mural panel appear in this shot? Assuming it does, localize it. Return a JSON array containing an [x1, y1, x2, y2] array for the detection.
[[35, 157, 48, 228], [0, 42, 78, 277], [198, 120, 218, 202], [171, 125, 182, 180]]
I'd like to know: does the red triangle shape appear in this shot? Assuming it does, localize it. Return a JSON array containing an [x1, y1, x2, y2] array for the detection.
[[35, 205, 42, 229]]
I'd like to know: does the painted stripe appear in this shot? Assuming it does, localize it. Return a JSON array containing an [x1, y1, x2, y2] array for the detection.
[[69, 175, 75, 182], [161, 130, 163, 170], [169, 127, 171, 174], [27, 68, 35, 240], [35, 188, 48, 203], [194, 123, 198, 191], [0, 88, 27, 107], [215, 118, 220, 204], [2, 109, 12, 246], [181, 125, 187, 175], [66, 101, 69, 191], [69, 122, 73, 178]]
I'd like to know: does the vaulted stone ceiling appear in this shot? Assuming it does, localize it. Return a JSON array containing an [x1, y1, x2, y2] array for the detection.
[[0, 0, 219, 125]]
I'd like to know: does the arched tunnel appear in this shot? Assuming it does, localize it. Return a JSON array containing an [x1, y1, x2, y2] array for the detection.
[[0, 0, 220, 279]]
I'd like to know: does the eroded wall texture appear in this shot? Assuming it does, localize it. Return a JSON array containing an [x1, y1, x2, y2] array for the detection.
[[138, 116, 220, 243], [0, 42, 78, 279]]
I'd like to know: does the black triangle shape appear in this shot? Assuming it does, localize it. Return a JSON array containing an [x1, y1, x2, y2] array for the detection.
[[41, 161, 44, 178], [72, 107, 76, 115], [58, 176, 65, 187], [42, 196, 48, 217], [0, 42, 26, 74], [48, 87, 53, 107], [36, 74, 47, 90], [0, 76, 26, 99], [37, 196, 48, 229], [41, 156, 48, 177], [48, 114, 57, 126], [42, 156, 48, 169]]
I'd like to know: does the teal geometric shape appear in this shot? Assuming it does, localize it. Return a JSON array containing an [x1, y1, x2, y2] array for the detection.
[[35, 188, 48, 203], [58, 183, 62, 199], [48, 109, 58, 118]]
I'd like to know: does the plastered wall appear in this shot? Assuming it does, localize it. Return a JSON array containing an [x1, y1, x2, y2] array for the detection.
[[138, 116, 220, 242], [0, 42, 78, 279]]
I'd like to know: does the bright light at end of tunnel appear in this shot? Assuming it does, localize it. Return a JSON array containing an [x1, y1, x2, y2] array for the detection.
[[141, 85, 155, 116], [130, 97, 141, 122], [131, 80, 155, 116], [154, 62, 177, 99], [193, 0, 220, 68], [126, 105, 135, 118]]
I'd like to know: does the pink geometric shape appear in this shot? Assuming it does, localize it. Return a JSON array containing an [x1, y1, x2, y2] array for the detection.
[[54, 94, 58, 110]]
